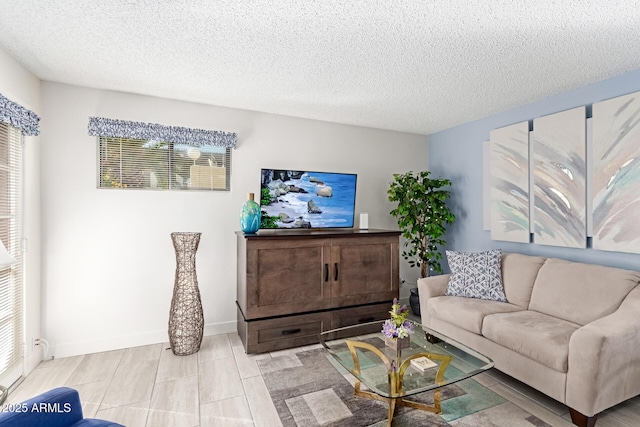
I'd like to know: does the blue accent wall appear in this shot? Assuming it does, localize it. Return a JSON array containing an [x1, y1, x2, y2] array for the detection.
[[428, 68, 640, 272]]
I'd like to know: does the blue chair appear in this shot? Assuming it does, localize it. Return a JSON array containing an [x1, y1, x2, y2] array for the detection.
[[0, 387, 124, 426]]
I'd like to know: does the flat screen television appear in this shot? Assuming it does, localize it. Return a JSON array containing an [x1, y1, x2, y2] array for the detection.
[[259, 169, 357, 229]]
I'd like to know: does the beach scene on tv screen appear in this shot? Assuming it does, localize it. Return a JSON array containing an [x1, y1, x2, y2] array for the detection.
[[260, 169, 357, 229]]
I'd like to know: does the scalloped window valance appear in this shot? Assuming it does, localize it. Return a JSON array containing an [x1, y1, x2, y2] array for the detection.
[[0, 93, 40, 136], [87, 117, 236, 148]]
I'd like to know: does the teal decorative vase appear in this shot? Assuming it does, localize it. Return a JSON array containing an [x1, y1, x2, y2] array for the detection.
[[240, 192, 261, 234]]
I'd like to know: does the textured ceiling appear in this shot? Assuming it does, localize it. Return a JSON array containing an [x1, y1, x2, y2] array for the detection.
[[1, 1, 640, 135]]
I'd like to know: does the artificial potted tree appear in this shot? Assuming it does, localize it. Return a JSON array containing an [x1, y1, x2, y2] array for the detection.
[[388, 170, 455, 277], [388, 170, 455, 314], [388, 171, 455, 315]]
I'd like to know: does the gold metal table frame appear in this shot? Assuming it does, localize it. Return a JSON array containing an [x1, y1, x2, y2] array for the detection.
[[345, 339, 453, 427]]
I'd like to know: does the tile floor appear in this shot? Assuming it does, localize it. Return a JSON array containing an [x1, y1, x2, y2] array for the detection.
[[7, 332, 640, 427]]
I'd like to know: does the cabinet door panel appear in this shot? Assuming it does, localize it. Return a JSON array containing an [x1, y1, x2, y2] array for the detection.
[[331, 236, 399, 307], [246, 239, 332, 318]]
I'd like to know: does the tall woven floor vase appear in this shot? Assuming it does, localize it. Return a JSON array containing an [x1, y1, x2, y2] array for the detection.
[[168, 232, 204, 356]]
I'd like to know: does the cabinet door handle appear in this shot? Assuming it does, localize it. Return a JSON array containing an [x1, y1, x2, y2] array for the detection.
[[324, 263, 328, 282], [281, 328, 301, 335], [358, 317, 375, 323], [334, 263, 339, 281]]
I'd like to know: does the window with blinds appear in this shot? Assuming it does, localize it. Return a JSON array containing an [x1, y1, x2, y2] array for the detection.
[[0, 122, 23, 387], [97, 137, 231, 191]]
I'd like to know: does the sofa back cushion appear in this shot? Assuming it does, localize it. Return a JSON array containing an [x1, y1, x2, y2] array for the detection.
[[529, 258, 640, 325], [501, 253, 547, 309]]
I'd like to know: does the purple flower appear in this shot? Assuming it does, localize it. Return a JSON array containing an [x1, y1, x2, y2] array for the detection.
[[402, 320, 414, 332], [382, 320, 398, 338], [383, 299, 415, 339]]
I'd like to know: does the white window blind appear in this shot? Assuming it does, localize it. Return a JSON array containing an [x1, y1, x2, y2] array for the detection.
[[98, 137, 231, 191], [0, 122, 23, 387]]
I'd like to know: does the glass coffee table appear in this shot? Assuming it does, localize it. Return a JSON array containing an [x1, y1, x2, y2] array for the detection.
[[319, 320, 494, 426]]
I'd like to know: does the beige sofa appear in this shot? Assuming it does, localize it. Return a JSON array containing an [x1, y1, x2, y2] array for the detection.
[[418, 253, 640, 427]]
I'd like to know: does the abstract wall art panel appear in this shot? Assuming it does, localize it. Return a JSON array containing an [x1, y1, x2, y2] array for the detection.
[[532, 106, 586, 248], [490, 121, 530, 243], [592, 91, 640, 253], [483, 140, 491, 231], [586, 118, 593, 237]]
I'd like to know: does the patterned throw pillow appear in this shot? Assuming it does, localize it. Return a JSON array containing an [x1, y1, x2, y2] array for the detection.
[[445, 250, 507, 302]]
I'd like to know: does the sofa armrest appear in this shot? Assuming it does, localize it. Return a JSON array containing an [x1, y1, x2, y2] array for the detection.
[[417, 274, 450, 325], [566, 284, 640, 417], [0, 387, 83, 427]]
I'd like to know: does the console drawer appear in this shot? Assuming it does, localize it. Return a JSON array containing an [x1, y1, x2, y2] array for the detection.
[[238, 307, 331, 353], [329, 302, 392, 339]]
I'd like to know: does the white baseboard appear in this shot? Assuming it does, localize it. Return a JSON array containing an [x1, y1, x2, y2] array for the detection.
[[24, 349, 43, 375], [203, 321, 237, 336], [50, 320, 237, 359]]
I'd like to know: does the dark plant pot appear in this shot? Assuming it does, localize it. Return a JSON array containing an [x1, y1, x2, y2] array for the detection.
[[409, 287, 420, 316]]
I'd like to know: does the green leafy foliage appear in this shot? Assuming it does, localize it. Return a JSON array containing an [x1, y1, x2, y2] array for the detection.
[[387, 171, 455, 276], [260, 210, 279, 229], [259, 188, 279, 228], [260, 187, 274, 206]]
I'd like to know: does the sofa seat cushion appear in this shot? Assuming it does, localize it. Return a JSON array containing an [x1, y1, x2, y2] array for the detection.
[[482, 310, 580, 373], [427, 296, 522, 334]]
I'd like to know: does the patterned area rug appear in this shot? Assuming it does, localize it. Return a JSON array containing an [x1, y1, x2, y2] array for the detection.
[[257, 342, 553, 427]]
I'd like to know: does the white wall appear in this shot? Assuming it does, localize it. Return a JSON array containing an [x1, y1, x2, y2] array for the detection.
[[40, 82, 428, 357], [0, 46, 42, 375]]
